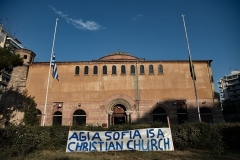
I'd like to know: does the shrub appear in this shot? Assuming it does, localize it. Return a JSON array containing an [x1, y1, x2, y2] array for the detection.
[[218, 123, 240, 151], [171, 122, 224, 153], [23, 99, 39, 126], [1, 122, 240, 157]]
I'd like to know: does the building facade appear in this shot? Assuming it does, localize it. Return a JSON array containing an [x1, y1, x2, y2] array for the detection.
[[218, 70, 240, 104], [0, 24, 36, 126], [0, 24, 24, 92], [24, 52, 223, 127], [218, 70, 240, 110]]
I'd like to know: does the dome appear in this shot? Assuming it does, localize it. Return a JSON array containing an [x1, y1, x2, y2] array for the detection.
[[98, 51, 140, 61]]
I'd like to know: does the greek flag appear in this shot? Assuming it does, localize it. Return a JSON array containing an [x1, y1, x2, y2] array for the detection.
[[188, 56, 196, 80], [51, 53, 59, 80]]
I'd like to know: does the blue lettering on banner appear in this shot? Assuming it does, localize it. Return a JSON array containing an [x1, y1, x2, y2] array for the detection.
[[69, 132, 78, 141], [164, 138, 170, 150], [105, 131, 112, 141], [92, 132, 102, 141], [105, 142, 108, 151], [149, 129, 155, 138], [121, 131, 128, 139], [116, 141, 123, 150], [134, 139, 141, 150], [133, 130, 142, 139], [127, 140, 133, 150], [141, 139, 149, 151], [75, 142, 83, 151], [113, 132, 120, 140], [129, 130, 133, 139], [82, 142, 88, 151], [98, 141, 104, 151], [158, 138, 163, 150], [66, 128, 174, 152], [79, 132, 87, 141], [151, 139, 158, 150], [157, 129, 164, 138], [108, 141, 115, 150], [68, 142, 75, 152], [91, 141, 97, 151]]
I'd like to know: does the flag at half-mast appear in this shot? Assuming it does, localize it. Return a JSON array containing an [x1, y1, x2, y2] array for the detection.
[[51, 52, 59, 80], [188, 56, 196, 80]]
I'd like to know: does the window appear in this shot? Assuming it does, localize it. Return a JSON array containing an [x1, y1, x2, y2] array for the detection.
[[84, 66, 89, 75], [158, 64, 163, 74], [152, 107, 167, 123], [103, 65, 107, 74], [177, 108, 188, 124], [75, 66, 80, 75], [149, 65, 154, 74], [140, 65, 144, 74], [121, 65, 126, 74], [130, 65, 135, 74], [37, 109, 42, 125], [73, 109, 86, 125], [53, 111, 62, 126], [24, 55, 27, 59], [112, 65, 116, 74], [200, 107, 213, 123], [93, 66, 98, 74]]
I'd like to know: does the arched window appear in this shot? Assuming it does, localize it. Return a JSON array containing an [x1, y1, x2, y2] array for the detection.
[[93, 66, 98, 74], [73, 109, 86, 125], [75, 66, 80, 75], [37, 109, 42, 125], [149, 65, 154, 74], [140, 65, 144, 74], [130, 65, 135, 74], [84, 66, 89, 75], [112, 105, 127, 125], [152, 107, 167, 123], [24, 55, 27, 59], [103, 66, 107, 74], [200, 107, 213, 123], [177, 108, 188, 124], [53, 111, 62, 126], [158, 64, 163, 74], [121, 65, 126, 74], [112, 65, 116, 74]]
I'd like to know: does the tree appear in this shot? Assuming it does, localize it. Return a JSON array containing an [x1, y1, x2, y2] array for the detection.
[[23, 98, 39, 126], [222, 100, 238, 115], [222, 99, 240, 122], [0, 47, 23, 71]]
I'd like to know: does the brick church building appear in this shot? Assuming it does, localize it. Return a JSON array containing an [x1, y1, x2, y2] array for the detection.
[[1, 50, 224, 127]]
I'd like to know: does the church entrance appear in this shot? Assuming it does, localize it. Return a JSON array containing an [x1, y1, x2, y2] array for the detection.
[[112, 104, 126, 125]]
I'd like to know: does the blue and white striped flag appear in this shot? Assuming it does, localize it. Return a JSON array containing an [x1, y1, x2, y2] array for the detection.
[[51, 53, 59, 80]]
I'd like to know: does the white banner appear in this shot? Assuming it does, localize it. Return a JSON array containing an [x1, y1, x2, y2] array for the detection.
[[66, 128, 174, 152]]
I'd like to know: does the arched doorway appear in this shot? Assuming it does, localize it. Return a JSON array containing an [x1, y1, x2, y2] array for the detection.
[[107, 97, 133, 127], [37, 109, 42, 125], [73, 109, 86, 125], [177, 108, 188, 124], [112, 104, 126, 125], [152, 107, 167, 123], [200, 107, 213, 123], [53, 111, 62, 126]]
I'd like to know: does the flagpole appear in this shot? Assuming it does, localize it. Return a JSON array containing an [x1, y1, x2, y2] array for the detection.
[[181, 14, 201, 122], [42, 18, 59, 126]]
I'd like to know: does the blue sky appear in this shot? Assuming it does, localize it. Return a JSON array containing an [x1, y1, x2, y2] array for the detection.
[[0, 0, 239, 93]]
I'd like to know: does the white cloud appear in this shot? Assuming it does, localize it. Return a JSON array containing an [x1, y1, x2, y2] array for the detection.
[[133, 14, 144, 20], [49, 6, 103, 31]]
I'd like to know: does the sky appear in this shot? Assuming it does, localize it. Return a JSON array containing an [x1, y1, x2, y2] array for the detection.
[[0, 0, 239, 93]]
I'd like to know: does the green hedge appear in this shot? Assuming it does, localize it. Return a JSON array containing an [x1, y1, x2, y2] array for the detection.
[[171, 122, 224, 153], [0, 122, 239, 157]]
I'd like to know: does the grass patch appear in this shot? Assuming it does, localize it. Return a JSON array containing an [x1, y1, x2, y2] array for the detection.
[[2, 149, 240, 160]]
